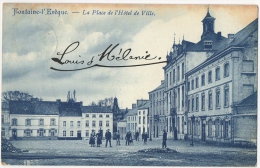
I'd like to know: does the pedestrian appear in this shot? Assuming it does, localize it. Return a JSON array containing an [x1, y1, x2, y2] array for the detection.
[[135, 131, 139, 141], [142, 132, 145, 141], [105, 129, 112, 147], [125, 131, 132, 145], [89, 130, 95, 147], [162, 129, 167, 148], [96, 130, 102, 147], [116, 130, 121, 146], [143, 132, 148, 144]]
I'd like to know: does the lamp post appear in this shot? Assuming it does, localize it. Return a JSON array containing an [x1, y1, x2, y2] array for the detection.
[[190, 115, 195, 146]]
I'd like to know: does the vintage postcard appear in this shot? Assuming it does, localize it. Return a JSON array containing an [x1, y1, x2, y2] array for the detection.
[[1, 3, 258, 166]]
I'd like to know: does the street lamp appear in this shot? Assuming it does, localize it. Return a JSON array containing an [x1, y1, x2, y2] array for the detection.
[[190, 115, 195, 146]]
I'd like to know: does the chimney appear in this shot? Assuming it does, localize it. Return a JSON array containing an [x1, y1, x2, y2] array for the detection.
[[217, 32, 222, 40], [132, 104, 136, 109], [228, 34, 235, 41]]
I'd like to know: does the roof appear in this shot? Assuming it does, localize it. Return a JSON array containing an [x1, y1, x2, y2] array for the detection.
[[59, 102, 82, 116], [137, 102, 149, 110], [236, 92, 257, 106], [81, 106, 112, 113], [125, 108, 137, 116], [9, 100, 59, 115], [187, 32, 227, 52]]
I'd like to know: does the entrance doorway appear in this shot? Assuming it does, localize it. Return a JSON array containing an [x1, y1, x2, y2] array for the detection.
[[77, 131, 81, 139], [202, 123, 206, 142], [12, 129, 17, 139]]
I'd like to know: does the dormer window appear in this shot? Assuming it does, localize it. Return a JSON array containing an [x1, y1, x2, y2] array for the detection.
[[203, 40, 213, 50]]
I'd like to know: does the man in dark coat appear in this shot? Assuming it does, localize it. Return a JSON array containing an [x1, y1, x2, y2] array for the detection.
[[125, 131, 132, 145], [162, 129, 167, 148], [135, 131, 139, 141], [105, 129, 112, 147], [143, 132, 148, 144]]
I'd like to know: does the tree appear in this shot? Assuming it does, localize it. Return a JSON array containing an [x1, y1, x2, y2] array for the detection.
[[2, 91, 34, 102]]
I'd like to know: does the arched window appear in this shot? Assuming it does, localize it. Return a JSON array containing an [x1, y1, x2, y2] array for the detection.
[[208, 120, 213, 136], [12, 118, 17, 126], [224, 62, 229, 77]]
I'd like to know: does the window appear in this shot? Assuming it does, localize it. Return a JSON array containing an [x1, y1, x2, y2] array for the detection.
[[2, 115, 4, 123], [182, 63, 184, 79], [224, 63, 229, 77], [106, 114, 109, 118], [192, 97, 194, 112], [201, 93, 205, 111], [173, 69, 175, 83], [99, 114, 103, 118], [139, 116, 141, 124], [216, 88, 220, 108], [191, 80, 194, 90], [143, 117, 145, 124], [195, 77, 199, 88], [12, 119, 17, 126], [208, 91, 213, 110], [143, 111, 145, 115], [70, 131, 73, 136], [208, 120, 212, 136], [224, 85, 229, 107], [63, 131, 66, 137], [50, 129, 55, 136], [70, 121, 73, 127], [25, 119, 31, 126], [181, 86, 184, 108], [215, 67, 220, 81], [92, 114, 96, 118], [201, 74, 205, 86], [188, 81, 190, 91], [181, 116, 184, 134], [50, 118, 56, 126], [139, 111, 141, 115], [39, 119, 44, 126], [86, 114, 89, 118], [92, 121, 96, 127], [195, 121, 199, 135], [63, 121, 66, 127], [208, 71, 212, 83], [85, 130, 89, 137], [224, 121, 229, 138], [188, 99, 190, 112], [39, 129, 44, 136], [77, 121, 80, 127], [85, 120, 89, 127], [99, 121, 103, 127], [215, 120, 220, 137], [170, 72, 172, 85], [25, 129, 31, 137], [196, 95, 199, 111], [177, 66, 180, 81], [106, 121, 109, 127], [2, 128, 5, 137]]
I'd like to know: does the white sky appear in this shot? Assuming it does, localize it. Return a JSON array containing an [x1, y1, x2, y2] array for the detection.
[[1, 3, 258, 108]]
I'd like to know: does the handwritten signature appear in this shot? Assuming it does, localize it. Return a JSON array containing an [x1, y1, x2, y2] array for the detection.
[[50, 41, 167, 71]]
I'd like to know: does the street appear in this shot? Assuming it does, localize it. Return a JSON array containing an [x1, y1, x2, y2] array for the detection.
[[1, 138, 257, 166]]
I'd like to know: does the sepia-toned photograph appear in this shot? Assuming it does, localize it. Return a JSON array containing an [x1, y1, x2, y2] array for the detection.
[[1, 2, 258, 166]]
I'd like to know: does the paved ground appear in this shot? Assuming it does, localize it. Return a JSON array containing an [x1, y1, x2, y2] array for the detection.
[[1, 138, 257, 166]]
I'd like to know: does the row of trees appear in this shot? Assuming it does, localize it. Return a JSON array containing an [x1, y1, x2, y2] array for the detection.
[[89, 97, 114, 107], [2, 91, 41, 103]]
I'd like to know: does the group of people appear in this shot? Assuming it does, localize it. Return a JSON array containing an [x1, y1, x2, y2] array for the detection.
[[89, 129, 168, 148], [89, 129, 112, 147]]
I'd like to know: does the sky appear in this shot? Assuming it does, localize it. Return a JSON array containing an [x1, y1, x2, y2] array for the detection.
[[2, 4, 258, 108]]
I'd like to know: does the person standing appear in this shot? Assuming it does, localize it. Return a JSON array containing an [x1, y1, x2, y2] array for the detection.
[[89, 130, 95, 147], [96, 130, 102, 147], [105, 129, 112, 147], [142, 132, 145, 141], [135, 131, 139, 141], [143, 132, 148, 144], [116, 130, 121, 146], [125, 131, 132, 145], [162, 129, 167, 148]]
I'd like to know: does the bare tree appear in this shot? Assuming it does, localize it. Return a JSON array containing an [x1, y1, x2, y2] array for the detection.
[[2, 91, 34, 102]]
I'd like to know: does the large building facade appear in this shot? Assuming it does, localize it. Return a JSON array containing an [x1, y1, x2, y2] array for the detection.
[[148, 8, 257, 145]]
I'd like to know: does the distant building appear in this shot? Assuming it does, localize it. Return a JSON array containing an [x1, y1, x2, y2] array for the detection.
[[148, 80, 166, 138], [81, 106, 113, 140], [2, 102, 10, 140], [9, 99, 59, 140], [58, 102, 82, 140]]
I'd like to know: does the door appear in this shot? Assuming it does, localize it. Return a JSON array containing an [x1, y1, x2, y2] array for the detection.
[[12, 129, 17, 139], [202, 123, 206, 142], [77, 131, 81, 139]]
